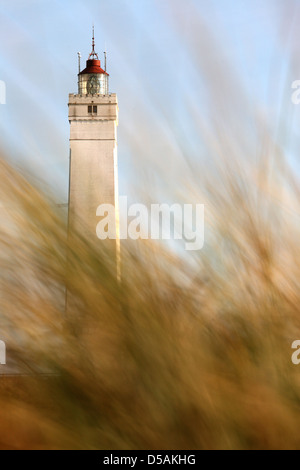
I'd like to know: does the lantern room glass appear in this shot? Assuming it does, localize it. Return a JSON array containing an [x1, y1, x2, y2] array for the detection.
[[78, 74, 109, 95]]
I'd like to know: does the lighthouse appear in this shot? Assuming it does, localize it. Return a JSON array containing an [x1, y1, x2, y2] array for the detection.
[[68, 29, 119, 243]]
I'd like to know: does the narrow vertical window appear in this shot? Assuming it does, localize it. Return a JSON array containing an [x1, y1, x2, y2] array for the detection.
[[88, 105, 92, 114], [93, 105, 97, 114]]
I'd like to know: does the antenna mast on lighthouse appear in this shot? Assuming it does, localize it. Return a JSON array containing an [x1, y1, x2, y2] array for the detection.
[[89, 25, 99, 59], [104, 50, 107, 72], [77, 52, 81, 94]]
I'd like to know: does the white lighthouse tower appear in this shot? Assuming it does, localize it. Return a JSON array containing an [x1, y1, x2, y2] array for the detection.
[[68, 30, 119, 243]]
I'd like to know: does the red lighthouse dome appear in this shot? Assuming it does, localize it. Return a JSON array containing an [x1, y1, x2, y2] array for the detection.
[[79, 59, 108, 76]]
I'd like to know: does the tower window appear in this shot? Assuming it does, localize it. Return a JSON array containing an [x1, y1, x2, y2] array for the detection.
[[88, 105, 97, 115]]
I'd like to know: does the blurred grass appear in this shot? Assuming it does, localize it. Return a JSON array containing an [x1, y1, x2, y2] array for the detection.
[[0, 139, 299, 450]]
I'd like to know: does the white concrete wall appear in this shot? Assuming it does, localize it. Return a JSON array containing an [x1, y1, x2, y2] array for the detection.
[[68, 94, 119, 240]]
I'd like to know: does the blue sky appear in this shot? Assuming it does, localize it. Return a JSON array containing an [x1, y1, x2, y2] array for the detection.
[[0, 0, 300, 202]]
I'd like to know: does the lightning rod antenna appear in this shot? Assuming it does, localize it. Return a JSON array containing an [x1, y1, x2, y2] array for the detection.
[[89, 24, 98, 59], [77, 52, 81, 94]]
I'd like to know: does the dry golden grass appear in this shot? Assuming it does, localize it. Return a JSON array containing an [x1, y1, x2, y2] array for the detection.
[[0, 135, 299, 450]]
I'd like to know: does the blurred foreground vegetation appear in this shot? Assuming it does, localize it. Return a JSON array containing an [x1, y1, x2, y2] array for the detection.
[[0, 142, 299, 450]]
